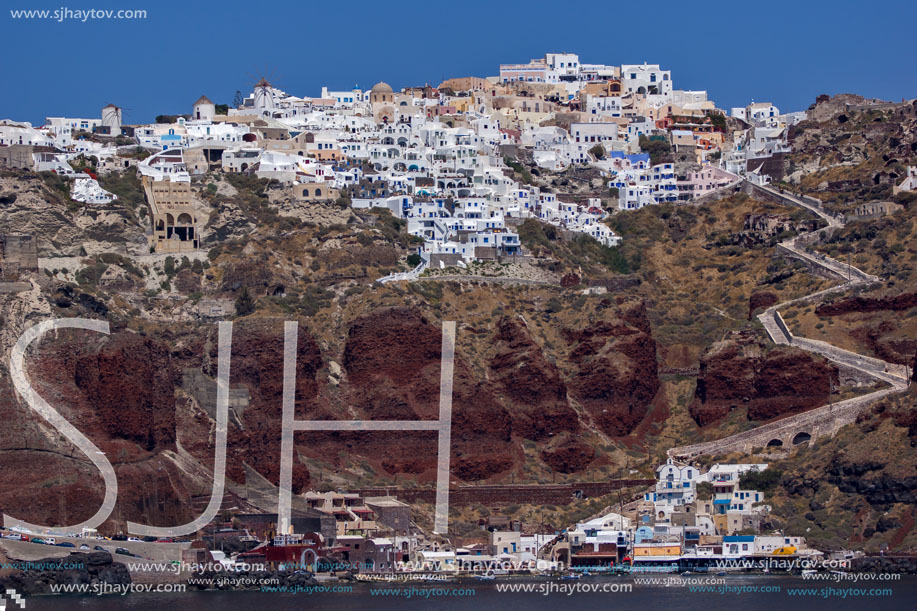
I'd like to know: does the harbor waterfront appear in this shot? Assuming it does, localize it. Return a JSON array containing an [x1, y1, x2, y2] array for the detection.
[[20, 575, 917, 610]]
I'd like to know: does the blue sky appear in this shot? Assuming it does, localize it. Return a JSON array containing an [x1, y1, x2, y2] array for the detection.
[[2, 0, 915, 126]]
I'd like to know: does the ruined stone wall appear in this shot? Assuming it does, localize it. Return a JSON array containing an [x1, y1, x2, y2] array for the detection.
[[0, 234, 38, 280], [352, 481, 653, 506]]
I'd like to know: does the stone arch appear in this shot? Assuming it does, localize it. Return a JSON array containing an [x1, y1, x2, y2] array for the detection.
[[177, 213, 192, 225], [792, 432, 811, 445], [766, 439, 783, 448]]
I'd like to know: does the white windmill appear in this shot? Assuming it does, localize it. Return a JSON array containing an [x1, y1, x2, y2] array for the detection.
[[101, 103, 122, 134], [253, 77, 276, 113]]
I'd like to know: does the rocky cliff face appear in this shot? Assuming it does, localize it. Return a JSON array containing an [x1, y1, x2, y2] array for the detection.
[[564, 299, 660, 436], [0, 291, 666, 529], [690, 332, 838, 426], [0, 173, 146, 256], [748, 291, 778, 320], [810, 291, 917, 365], [768, 402, 917, 551], [816, 291, 917, 317], [489, 316, 579, 441]]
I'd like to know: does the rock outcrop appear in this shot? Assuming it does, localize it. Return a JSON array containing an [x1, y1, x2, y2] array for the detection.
[[691, 332, 838, 426], [815, 291, 917, 317], [337, 307, 514, 481], [748, 291, 779, 320], [489, 316, 579, 441], [0, 551, 130, 595], [563, 299, 659, 437]]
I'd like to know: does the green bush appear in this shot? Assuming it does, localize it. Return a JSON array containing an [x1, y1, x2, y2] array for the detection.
[[740, 468, 783, 492], [235, 287, 255, 316]]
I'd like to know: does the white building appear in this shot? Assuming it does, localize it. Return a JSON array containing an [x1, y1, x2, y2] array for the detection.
[[621, 63, 673, 97], [70, 176, 117, 204]]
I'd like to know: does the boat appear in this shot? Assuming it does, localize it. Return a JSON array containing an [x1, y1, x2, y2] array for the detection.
[[802, 569, 817, 576], [476, 574, 496, 581], [561, 573, 581, 580]]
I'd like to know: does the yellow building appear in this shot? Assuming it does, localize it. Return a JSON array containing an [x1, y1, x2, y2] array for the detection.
[[633, 543, 682, 557], [142, 174, 199, 253]]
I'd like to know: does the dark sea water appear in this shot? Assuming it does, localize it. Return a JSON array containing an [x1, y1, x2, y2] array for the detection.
[[23, 575, 917, 610]]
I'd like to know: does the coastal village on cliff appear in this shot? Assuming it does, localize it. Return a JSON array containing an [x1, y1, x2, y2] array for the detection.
[[1, 51, 915, 592]]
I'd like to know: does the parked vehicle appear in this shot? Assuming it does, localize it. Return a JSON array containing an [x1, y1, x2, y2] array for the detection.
[[31, 538, 46, 545], [45, 537, 56, 545], [55, 542, 75, 548], [93, 545, 107, 552], [115, 547, 131, 556], [79, 544, 90, 550]]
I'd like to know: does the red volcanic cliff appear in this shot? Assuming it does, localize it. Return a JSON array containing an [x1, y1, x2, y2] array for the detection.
[[563, 299, 660, 437], [540, 439, 597, 474], [217, 318, 320, 493], [337, 307, 515, 481], [72, 333, 178, 451], [690, 333, 838, 426], [748, 291, 779, 320], [0, 299, 663, 527], [815, 291, 917, 317], [489, 316, 579, 441], [814, 291, 917, 364], [0, 329, 207, 529]]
